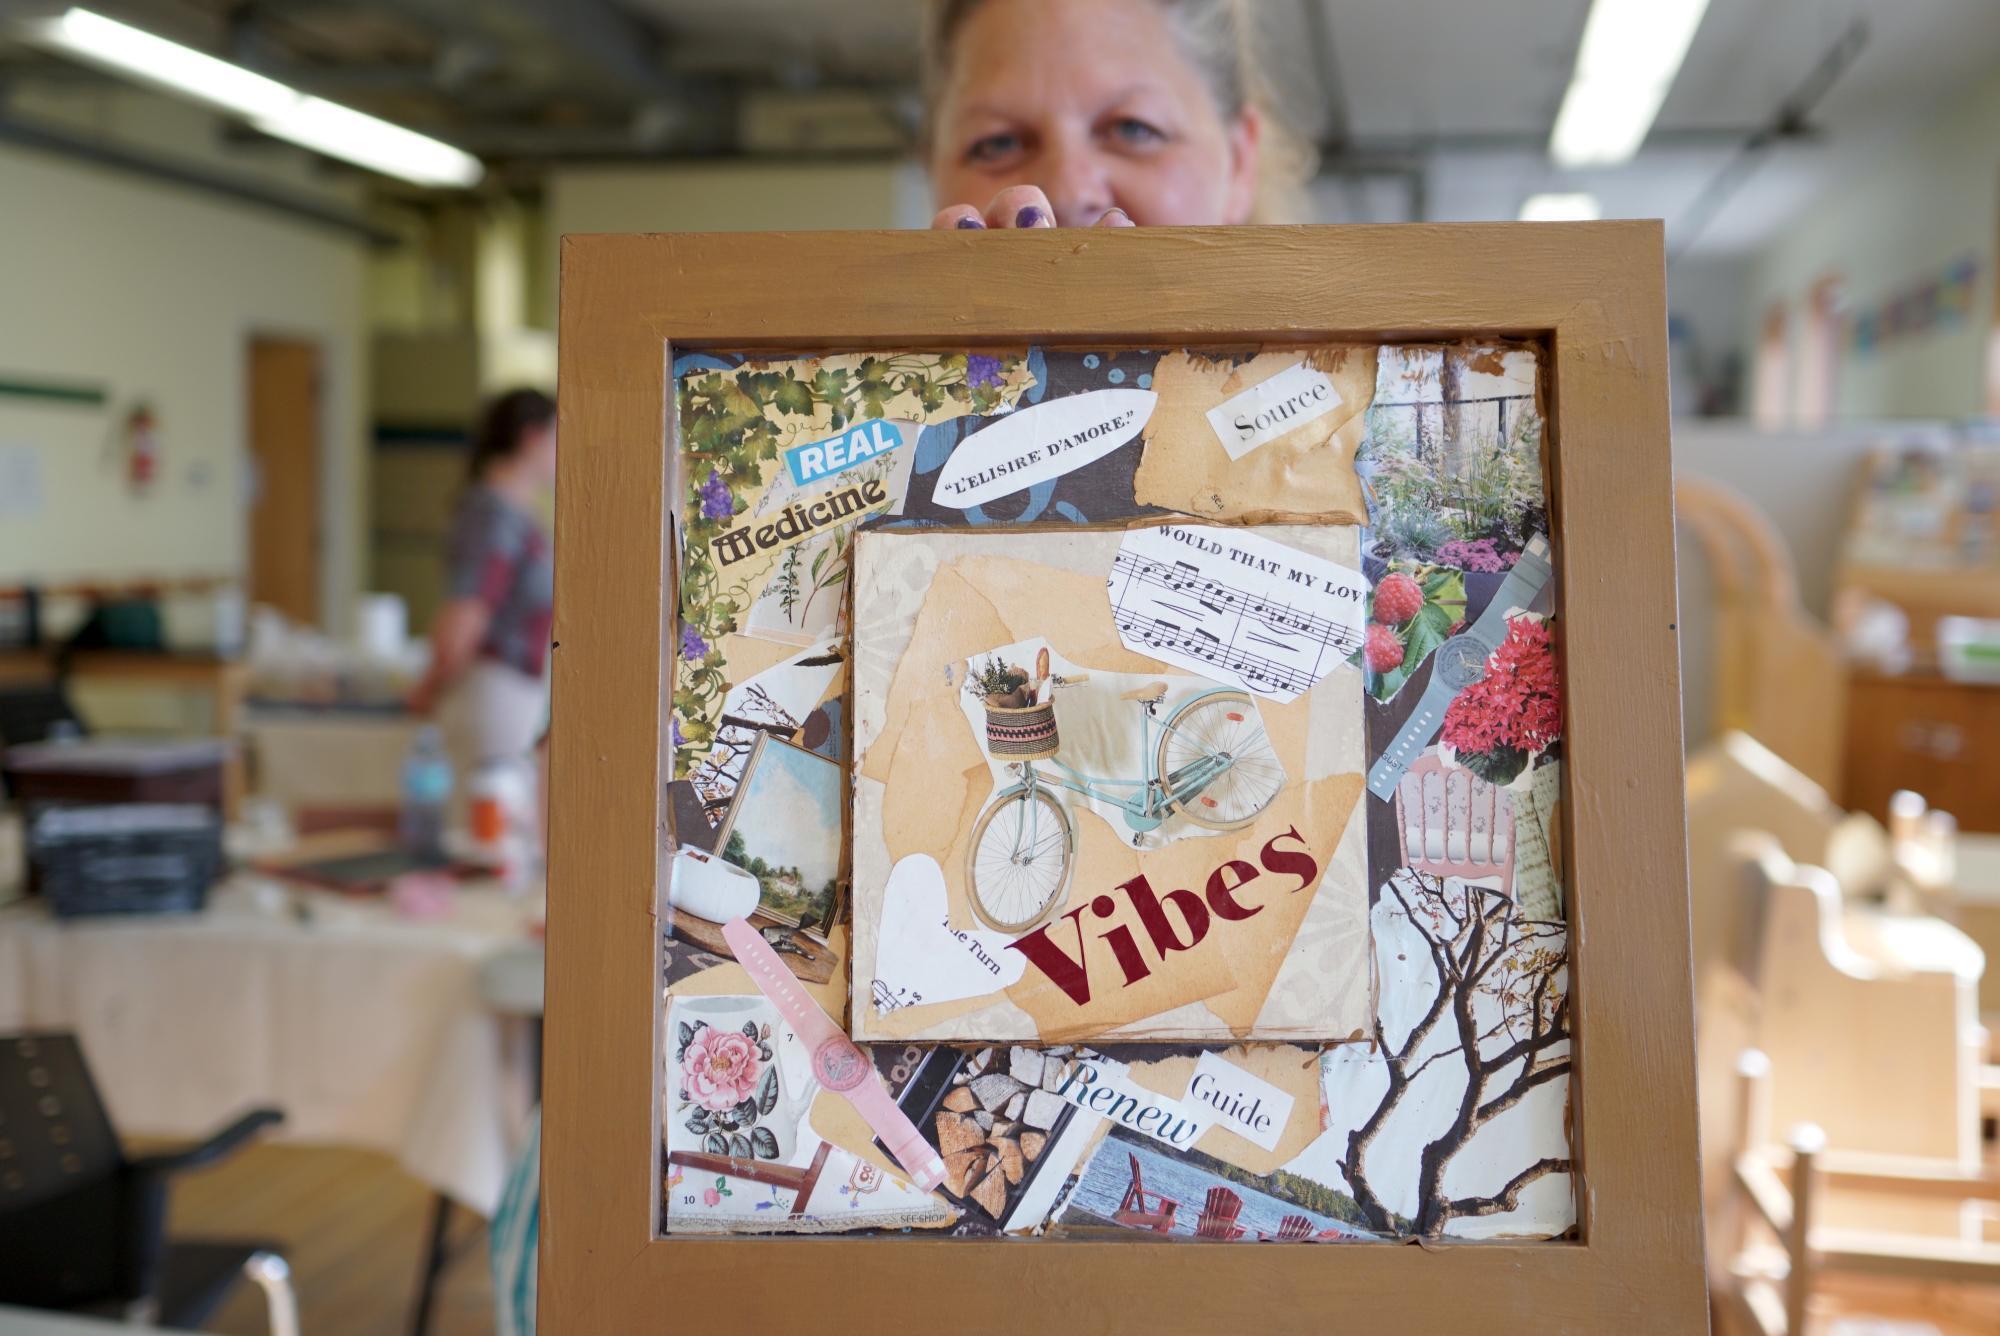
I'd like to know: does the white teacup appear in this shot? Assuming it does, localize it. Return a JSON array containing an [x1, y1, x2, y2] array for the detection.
[[668, 845, 760, 922]]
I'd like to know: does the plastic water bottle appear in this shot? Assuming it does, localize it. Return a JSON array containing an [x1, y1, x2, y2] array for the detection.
[[399, 726, 453, 862]]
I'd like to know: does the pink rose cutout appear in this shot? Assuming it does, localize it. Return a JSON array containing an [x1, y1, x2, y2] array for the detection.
[[684, 1025, 763, 1112]]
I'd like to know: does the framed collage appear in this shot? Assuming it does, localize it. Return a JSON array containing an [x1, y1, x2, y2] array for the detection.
[[545, 223, 1705, 1332]]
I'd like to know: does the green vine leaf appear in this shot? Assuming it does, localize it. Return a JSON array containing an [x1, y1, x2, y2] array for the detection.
[[773, 375, 814, 418]]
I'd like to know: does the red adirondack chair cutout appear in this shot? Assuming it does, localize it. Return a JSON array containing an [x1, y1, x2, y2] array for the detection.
[[1193, 1185, 1246, 1240], [1111, 1152, 1178, 1232], [1265, 1213, 1314, 1242]]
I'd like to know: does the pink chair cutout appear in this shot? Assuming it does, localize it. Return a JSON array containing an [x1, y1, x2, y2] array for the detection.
[[1393, 750, 1516, 900]]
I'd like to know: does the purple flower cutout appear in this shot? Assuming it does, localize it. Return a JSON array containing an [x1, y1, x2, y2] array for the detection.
[[966, 354, 1004, 389], [680, 626, 709, 661], [1436, 537, 1509, 573], [697, 469, 734, 521], [671, 718, 685, 749]]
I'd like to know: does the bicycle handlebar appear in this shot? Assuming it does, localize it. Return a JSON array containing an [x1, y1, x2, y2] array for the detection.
[[1057, 672, 1090, 686]]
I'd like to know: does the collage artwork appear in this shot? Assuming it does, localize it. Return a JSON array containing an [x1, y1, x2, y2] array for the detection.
[[661, 341, 1572, 1242]]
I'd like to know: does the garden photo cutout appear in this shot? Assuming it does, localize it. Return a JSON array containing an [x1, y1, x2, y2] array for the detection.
[[662, 343, 1573, 1241]]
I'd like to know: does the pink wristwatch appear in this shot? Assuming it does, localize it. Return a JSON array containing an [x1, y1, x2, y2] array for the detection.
[[721, 918, 946, 1192]]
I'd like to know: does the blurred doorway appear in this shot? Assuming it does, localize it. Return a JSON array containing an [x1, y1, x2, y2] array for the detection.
[[248, 336, 322, 627]]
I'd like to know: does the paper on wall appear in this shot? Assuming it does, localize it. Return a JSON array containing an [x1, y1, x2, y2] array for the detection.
[[0, 443, 44, 519], [1108, 524, 1369, 701]]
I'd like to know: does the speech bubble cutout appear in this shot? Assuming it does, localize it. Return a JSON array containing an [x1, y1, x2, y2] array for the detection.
[[932, 388, 1157, 510], [872, 853, 1026, 1012]]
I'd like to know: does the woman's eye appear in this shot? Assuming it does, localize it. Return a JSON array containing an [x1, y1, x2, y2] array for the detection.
[[1107, 118, 1166, 147], [966, 133, 1023, 165]]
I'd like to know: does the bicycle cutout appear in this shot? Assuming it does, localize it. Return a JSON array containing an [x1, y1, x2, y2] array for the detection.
[[964, 652, 1285, 933]]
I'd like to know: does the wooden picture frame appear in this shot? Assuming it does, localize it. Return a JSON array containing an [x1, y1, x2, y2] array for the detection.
[[547, 224, 1705, 1332]]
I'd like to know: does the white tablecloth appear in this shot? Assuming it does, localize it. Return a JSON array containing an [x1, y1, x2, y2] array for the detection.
[[0, 876, 542, 1217]]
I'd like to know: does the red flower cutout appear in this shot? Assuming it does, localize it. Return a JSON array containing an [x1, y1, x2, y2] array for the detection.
[[1440, 616, 1561, 782]]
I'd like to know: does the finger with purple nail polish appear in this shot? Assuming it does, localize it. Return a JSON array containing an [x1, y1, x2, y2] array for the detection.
[[1015, 206, 1048, 228]]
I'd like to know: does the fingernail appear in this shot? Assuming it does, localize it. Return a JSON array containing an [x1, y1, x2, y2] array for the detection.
[[1103, 207, 1133, 226], [955, 216, 985, 229], [1015, 206, 1047, 228]]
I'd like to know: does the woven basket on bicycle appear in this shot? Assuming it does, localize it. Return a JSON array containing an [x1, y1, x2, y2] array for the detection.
[[982, 699, 1059, 761]]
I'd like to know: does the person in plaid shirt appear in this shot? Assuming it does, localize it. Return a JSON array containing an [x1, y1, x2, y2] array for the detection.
[[411, 389, 556, 811]]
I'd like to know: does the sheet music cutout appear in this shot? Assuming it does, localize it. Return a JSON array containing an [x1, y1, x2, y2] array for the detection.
[[1107, 525, 1369, 701]]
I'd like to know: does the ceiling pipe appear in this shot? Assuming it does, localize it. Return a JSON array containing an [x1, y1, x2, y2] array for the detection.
[[0, 111, 400, 244]]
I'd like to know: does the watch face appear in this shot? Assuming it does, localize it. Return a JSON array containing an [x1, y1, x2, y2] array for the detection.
[[1433, 634, 1491, 691], [812, 1034, 870, 1092]]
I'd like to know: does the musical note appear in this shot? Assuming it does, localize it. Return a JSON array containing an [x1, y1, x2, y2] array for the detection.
[[1107, 525, 1370, 701]]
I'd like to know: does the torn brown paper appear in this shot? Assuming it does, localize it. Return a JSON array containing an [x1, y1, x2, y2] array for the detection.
[[1132, 347, 1376, 524]]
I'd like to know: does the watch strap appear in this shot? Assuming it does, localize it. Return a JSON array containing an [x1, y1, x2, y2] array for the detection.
[[1367, 668, 1459, 801], [1465, 533, 1553, 651], [721, 919, 945, 1192]]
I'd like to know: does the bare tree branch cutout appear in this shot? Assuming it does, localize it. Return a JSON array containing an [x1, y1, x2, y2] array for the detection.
[[1339, 870, 1572, 1237]]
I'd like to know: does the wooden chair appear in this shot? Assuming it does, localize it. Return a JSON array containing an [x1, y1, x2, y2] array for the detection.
[[1677, 476, 1848, 795], [1725, 1052, 2000, 1336], [1714, 838, 2000, 1331], [1192, 1186, 1246, 1240], [1687, 734, 1890, 1220], [1735, 838, 1986, 1192]]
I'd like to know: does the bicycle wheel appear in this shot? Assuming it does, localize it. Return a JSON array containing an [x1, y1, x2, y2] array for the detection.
[[1157, 690, 1285, 830], [966, 786, 1074, 933]]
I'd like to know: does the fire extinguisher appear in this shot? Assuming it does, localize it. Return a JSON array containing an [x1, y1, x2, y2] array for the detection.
[[124, 402, 160, 493]]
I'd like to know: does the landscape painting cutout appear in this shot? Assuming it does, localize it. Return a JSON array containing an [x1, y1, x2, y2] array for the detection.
[[663, 344, 1574, 1242]]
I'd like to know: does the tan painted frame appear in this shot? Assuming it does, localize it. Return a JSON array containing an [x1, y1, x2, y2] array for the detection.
[[546, 223, 1705, 1334]]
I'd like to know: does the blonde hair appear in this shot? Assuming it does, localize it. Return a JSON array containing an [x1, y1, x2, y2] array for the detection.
[[920, 0, 1315, 224]]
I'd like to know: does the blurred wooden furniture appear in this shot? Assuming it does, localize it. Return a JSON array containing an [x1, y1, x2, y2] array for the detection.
[[1678, 477, 1848, 794], [1714, 837, 2000, 1333], [1843, 668, 2000, 833], [0, 649, 247, 818], [1739, 840, 1985, 1183], [1686, 734, 1889, 1220], [1835, 562, 2000, 662], [1726, 1055, 2000, 1336], [1949, 833, 2000, 1020]]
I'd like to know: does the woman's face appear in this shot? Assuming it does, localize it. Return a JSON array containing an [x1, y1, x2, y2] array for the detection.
[[521, 421, 558, 486], [928, 0, 1262, 227]]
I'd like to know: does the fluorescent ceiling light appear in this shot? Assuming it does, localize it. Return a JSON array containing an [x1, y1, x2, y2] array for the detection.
[[1549, 0, 1712, 168], [32, 7, 483, 188], [1519, 193, 1602, 222]]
